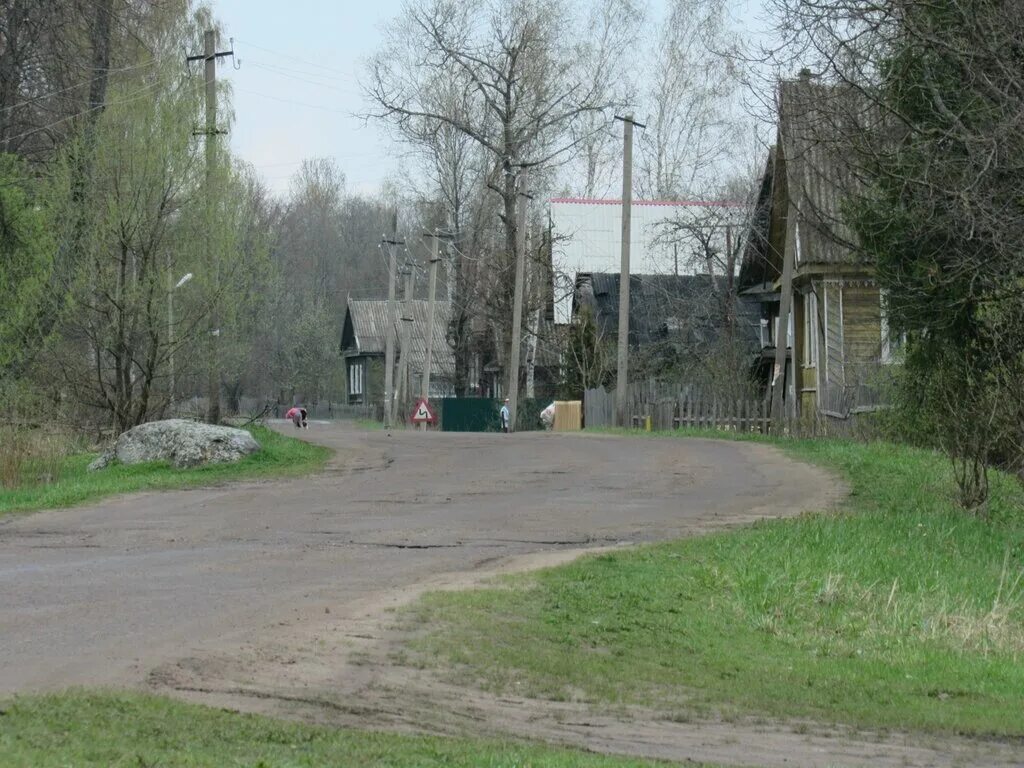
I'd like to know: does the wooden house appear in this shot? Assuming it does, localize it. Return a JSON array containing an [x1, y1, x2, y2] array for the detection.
[[572, 272, 761, 356], [339, 298, 455, 406], [740, 72, 895, 418]]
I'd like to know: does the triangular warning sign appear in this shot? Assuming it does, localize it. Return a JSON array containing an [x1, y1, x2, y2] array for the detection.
[[411, 397, 437, 423]]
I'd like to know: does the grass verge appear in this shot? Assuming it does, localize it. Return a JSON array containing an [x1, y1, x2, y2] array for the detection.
[[0, 425, 330, 516], [403, 435, 1024, 737], [0, 691, 697, 767]]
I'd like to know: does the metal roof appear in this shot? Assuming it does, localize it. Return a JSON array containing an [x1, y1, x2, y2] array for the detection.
[[740, 76, 881, 284], [342, 299, 456, 381], [573, 272, 761, 351]]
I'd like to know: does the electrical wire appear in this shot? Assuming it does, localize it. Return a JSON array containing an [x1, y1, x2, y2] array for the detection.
[[244, 61, 358, 95], [233, 38, 357, 79], [2, 78, 165, 145], [233, 87, 350, 114], [0, 59, 158, 115], [243, 59, 356, 85]]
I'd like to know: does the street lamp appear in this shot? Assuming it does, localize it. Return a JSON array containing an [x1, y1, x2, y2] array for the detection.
[[168, 270, 194, 412]]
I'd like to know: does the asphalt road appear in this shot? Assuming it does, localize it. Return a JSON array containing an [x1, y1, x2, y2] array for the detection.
[[0, 424, 837, 695]]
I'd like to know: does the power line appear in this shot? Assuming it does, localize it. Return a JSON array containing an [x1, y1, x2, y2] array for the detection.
[[244, 59, 355, 85], [233, 38, 357, 79], [2, 78, 165, 145], [233, 87, 350, 114], [0, 59, 158, 115], [244, 62, 357, 95]]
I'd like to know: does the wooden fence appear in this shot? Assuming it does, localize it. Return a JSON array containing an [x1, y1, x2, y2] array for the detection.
[[584, 386, 875, 439]]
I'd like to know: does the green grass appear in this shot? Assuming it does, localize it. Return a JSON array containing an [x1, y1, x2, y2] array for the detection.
[[353, 418, 385, 430], [403, 435, 1024, 737], [0, 691, 696, 767], [0, 426, 330, 516]]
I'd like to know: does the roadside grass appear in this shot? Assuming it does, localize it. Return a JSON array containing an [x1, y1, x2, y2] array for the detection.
[[0, 425, 330, 516], [0, 691, 698, 768], [403, 434, 1024, 737]]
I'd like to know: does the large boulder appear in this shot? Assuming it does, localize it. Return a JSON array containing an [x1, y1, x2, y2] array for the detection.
[[88, 419, 261, 471]]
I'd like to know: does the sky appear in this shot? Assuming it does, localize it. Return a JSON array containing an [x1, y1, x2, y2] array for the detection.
[[208, 0, 407, 197], [208, 0, 771, 200]]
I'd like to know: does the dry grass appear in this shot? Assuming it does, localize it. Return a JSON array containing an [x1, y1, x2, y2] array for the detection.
[[0, 426, 81, 490]]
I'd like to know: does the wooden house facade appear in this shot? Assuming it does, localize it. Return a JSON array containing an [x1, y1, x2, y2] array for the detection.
[[339, 298, 455, 407], [740, 73, 894, 418]]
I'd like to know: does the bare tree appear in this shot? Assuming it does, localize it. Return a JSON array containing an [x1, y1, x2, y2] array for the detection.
[[636, 0, 745, 199], [367, 0, 618, 382]]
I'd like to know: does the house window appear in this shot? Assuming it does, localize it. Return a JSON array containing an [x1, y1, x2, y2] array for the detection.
[[880, 291, 906, 363], [802, 291, 819, 367], [348, 361, 364, 396], [774, 311, 794, 348]]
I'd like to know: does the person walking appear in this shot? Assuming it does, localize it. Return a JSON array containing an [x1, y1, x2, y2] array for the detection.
[[499, 397, 510, 434]]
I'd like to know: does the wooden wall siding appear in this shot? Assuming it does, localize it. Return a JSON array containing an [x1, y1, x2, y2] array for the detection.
[[842, 285, 882, 367], [800, 366, 818, 390], [824, 282, 844, 388]]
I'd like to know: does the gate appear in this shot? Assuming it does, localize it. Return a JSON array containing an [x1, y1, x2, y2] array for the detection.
[[439, 397, 546, 432]]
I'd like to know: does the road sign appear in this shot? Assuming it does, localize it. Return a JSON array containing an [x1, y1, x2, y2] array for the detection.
[[411, 397, 437, 424]]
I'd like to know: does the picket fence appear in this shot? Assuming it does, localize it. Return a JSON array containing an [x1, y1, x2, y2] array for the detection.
[[584, 386, 869, 439]]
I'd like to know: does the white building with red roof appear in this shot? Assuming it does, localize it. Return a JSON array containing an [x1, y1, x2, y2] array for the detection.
[[549, 197, 749, 324]]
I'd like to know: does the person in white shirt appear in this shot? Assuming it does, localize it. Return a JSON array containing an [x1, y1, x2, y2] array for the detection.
[[499, 398, 510, 433]]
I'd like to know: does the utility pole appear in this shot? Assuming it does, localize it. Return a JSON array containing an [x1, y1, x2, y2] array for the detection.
[[506, 168, 529, 433], [420, 232, 442, 431], [771, 178, 798, 433], [187, 30, 233, 424], [167, 254, 174, 410], [382, 209, 402, 428], [394, 263, 416, 425], [614, 114, 645, 428]]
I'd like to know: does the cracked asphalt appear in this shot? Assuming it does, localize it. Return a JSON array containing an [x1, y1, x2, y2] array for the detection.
[[0, 423, 837, 695]]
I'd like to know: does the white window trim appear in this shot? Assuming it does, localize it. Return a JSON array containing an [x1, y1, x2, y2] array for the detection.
[[802, 291, 819, 368], [880, 289, 906, 363], [349, 361, 364, 396]]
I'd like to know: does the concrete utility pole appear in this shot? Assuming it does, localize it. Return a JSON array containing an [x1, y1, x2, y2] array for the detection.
[[382, 209, 402, 428], [420, 233, 442, 430], [506, 168, 529, 433], [614, 114, 645, 428], [187, 30, 233, 424], [394, 264, 416, 424]]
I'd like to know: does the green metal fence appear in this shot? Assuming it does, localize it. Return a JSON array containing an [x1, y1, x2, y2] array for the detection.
[[439, 398, 547, 432]]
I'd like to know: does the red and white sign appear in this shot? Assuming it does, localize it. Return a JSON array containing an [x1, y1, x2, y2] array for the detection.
[[411, 398, 437, 424]]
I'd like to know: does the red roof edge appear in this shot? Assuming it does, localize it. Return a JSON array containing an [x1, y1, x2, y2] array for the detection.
[[549, 197, 747, 208]]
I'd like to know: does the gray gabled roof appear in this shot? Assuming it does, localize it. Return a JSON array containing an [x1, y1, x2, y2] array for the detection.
[[341, 299, 455, 380], [741, 75, 882, 282]]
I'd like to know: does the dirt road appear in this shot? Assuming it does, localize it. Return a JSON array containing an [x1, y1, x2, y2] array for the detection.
[[2, 424, 1017, 766], [1, 425, 831, 693]]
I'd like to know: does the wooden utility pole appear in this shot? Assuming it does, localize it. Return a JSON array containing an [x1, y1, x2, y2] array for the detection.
[[420, 233, 441, 430], [394, 264, 416, 425], [771, 201, 798, 433], [614, 114, 645, 427], [382, 210, 401, 428], [187, 30, 233, 424], [506, 168, 529, 433]]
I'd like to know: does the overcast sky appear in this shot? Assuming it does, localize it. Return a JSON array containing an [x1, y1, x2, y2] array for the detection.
[[208, 0, 770, 200]]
